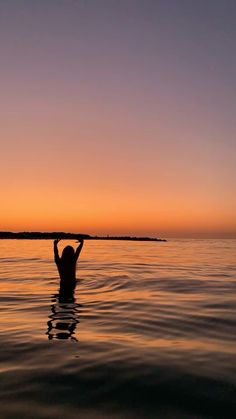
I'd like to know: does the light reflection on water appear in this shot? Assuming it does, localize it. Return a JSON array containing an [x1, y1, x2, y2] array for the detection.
[[0, 239, 236, 418]]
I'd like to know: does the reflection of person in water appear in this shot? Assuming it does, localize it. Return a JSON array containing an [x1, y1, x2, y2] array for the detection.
[[46, 291, 81, 341], [54, 238, 84, 287]]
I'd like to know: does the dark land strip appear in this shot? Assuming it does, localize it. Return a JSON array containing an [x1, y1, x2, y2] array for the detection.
[[0, 232, 166, 242]]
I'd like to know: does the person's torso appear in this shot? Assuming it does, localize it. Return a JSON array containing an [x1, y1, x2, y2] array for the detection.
[[57, 259, 76, 281]]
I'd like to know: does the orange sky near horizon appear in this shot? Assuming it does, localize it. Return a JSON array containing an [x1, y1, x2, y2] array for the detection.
[[1, 1, 236, 238]]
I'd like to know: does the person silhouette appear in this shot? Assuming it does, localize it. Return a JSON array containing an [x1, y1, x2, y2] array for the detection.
[[53, 238, 84, 288]]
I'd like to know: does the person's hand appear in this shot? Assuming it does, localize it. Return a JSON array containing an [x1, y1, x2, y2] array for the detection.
[[77, 238, 84, 244], [54, 239, 61, 245]]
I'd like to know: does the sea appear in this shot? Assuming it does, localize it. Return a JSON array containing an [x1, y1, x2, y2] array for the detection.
[[0, 238, 236, 419]]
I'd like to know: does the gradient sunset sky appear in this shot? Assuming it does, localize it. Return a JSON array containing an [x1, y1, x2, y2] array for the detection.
[[1, 0, 236, 238]]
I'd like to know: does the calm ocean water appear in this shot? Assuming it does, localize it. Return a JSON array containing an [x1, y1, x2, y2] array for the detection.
[[0, 239, 236, 419]]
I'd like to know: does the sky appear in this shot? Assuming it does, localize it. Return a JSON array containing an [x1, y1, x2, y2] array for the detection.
[[1, 0, 236, 238]]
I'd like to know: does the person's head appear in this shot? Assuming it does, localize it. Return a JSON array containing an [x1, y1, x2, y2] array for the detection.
[[61, 245, 75, 263]]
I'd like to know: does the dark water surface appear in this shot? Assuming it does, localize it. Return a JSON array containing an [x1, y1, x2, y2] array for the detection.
[[0, 239, 236, 418]]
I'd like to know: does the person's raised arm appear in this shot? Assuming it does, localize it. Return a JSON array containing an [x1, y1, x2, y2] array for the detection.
[[75, 239, 84, 261], [54, 239, 61, 264]]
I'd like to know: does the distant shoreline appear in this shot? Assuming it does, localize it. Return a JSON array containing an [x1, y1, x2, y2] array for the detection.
[[0, 232, 167, 242]]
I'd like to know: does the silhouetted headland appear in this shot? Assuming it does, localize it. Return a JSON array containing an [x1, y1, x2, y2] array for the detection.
[[0, 231, 167, 242]]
